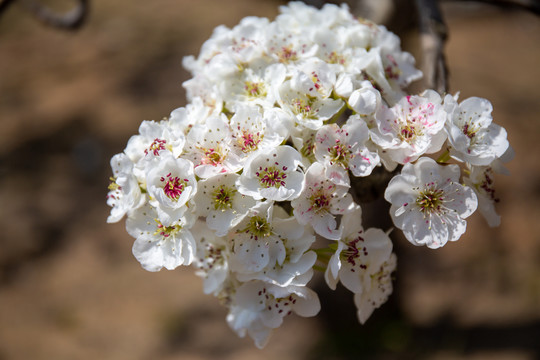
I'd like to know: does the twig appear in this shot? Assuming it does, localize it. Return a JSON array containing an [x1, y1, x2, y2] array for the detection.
[[11, 0, 89, 30], [415, 0, 449, 93]]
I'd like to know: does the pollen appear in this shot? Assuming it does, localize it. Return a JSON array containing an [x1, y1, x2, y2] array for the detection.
[[161, 174, 187, 200], [416, 187, 445, 214], [202, 147, 225, 166], [328, 140, 351, 167], [292, 96, 318, 118], [244, 81, 267, 98], [154, 219, 181, 238], [212, 185, 236, 211], [238, 130, 262, 153], [145, 138, 167, 156], [244, 216, 272, 238], [256, 166, 287, 188]]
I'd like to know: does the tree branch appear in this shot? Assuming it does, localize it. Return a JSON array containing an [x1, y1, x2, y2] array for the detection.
[[415, 0, 449, 93], [20, 0, 88, 30]]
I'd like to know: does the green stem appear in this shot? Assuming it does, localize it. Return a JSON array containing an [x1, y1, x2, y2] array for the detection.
[[436, 150, 451, 164]]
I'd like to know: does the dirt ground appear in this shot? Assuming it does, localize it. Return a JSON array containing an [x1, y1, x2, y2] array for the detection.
[[0, 1, 539, 359]]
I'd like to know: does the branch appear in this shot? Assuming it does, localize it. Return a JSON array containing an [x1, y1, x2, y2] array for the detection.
[[415, 0, 449, 93], [448, 0, 540, 15], [20, 0, 89, 30]]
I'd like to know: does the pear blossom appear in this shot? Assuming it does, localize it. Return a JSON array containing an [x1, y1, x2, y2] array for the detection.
[[291, 162, 355, 240], [314, 117, 380, 186], [385, 157, 478, 249], [106, 153, 145, 223], [126, 204, 196, 272], [354, 253, 397, 324], [444, 95, 509, 166], [226, 280, 320, 349], [228, 202, 287, 274], [237, 212, 317, 287], [277, 72, 344, 130], [236, 145, 304, 201], [220, 63, 286, 110], [325, 207, 394, 293], [184, 114, 242, 178], [145, 152, 197, 226], [191, 220, 231, 295], [464, 165, 501, 227], [371, 91, 447, 164], [194, 173, 257, 236], [348, 80, 383, 116], [124, 120, 185, 166], [229, 104, 289, 160], [106, 1, 512, 349]]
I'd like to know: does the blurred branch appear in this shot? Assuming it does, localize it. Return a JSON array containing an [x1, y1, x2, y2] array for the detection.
[[0, 0, 89, 29], [0, 0, 16, 14], [21, 0, 88, 29], [448, 0, 540, 15], [415, 0, 449, 93]]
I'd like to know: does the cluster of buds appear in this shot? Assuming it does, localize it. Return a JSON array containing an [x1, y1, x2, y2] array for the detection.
[[107, 2, 511, 348]]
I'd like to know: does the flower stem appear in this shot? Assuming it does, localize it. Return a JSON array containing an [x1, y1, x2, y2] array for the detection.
[[436, 150, 450, 164]]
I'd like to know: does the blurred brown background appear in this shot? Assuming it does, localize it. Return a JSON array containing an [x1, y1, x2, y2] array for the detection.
[[0, 1, 539, 359]]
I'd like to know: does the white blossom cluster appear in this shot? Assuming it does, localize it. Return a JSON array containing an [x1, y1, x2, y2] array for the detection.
[[106, 1, 512, 348]]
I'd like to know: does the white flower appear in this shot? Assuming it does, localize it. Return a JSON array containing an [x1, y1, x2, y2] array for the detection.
[[325, 207, 393, 293], [371, 90, 447, 164], [106, 153, 145, 223], [226, 280, 320, 349], [146, 152, 197, 226], [126, 204, 196, 272], [237, 145, 304, 201], [291, 162, 355, 240], [444, 95, 509, 166], [237, 210, 317, 287], [124, 120, 185, 165], [191, 220, 231, 295], [277, 72, 344, 130], [348, 80, 382, 116], [384, 157, 478, 249], [314, 116, 380, 186], [229, 104, 289, 159], [220, 63, 286, 110], [464, 165, 501, 227], [194, 173, 257, 236], [228, 201, 312, 276], [185, 114, 242, 178], [353, 253, 397, 324]]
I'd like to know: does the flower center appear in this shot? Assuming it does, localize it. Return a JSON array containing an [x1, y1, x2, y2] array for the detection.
[[300, 133, 316, 161], [108, 176, 120, 191], [328, 140, 350, 167], [462, 123, 479, 140], [212, 185, 236, 211], [340, 235, 368, 269], [160, 173, 187, 200], [399, 123, 417, 141], [478, 168, 499, 202], [277, 45, 297, 63], [307, 187, 332, 213], [244, 81, 266, 98], [327, 51, 345, 65], [244, 216, 272, 239], [292, 96, 318, 118], [145, 138, 167, 156], [384, 54, 401, 80], [202, 147, 225, 166], [416, 187, 445, 214], [256, 166, 287, 188], [238, 130, 261, 153], [154, 219, 181, 238]]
